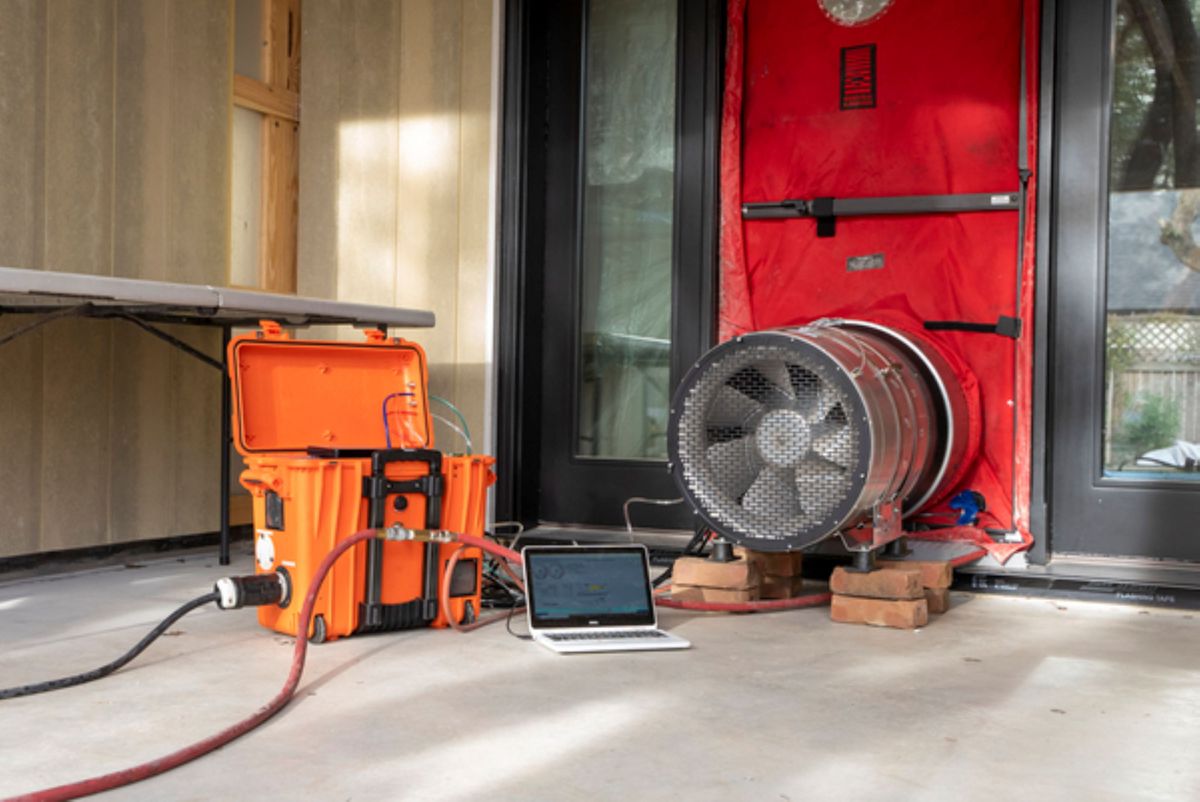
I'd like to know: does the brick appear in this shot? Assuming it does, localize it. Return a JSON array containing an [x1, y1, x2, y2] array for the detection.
[[830, 594, 929, 629], [733, 546, 804, 577], [924, 587, 951, 614], [671, 584, 758, 603], [875, 559, 953, 589], [672, 556, 760, 591], [760, 574, 806, 600], [829, 567, 923, 600]]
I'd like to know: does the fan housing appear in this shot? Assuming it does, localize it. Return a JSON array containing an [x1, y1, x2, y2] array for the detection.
[[667, 319, 972, 553]]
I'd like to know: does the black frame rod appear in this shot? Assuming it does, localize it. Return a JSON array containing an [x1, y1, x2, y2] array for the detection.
[[116, 314, 224, 372], [742, 191, 1021, 220], [0, 304, 89, 347]]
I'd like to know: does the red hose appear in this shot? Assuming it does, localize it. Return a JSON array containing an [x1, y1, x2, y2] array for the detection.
[[449, 534, 833, 616], [456, 532, 521, 565], [13, 529, 834, 799], [439, 544, 525, 633], [10, 528, 379, 802], [656, 590, 832, 612]]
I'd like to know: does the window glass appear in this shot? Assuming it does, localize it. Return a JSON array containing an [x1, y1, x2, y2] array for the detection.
[[576, 0, 678, 460], [1104, 0, 1200, 478]]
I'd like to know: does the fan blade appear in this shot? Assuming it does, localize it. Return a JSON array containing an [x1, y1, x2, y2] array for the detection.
[[794, 457, 850, 514], [758, 360, 797, 401], [809, 402, 849, 442], [706, 383, 763, 428], [727, 365, 793, 409], [798, 452, 848, 476], [705, 436, 761, 498], [792, 371, 839, 419], [742, 465, 801, 517], [706, 424, 749, 444], [809, 428, 855, 468], [786, 364, 818, 404]]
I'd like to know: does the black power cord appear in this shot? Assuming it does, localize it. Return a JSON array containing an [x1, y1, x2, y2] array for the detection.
[[1, 590, 220, 701], [651, 528, 713, 589]]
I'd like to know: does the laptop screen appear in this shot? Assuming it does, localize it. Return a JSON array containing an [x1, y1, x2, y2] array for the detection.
[[524, 546, 656, 629]]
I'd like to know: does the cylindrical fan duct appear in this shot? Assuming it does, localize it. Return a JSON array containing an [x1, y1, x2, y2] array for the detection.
[[667, 319, 973, 553]]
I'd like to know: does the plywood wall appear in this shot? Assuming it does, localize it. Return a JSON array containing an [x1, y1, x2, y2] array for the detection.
[[297, 0, 496, 459], [0, 0, 497, 559], [0, 0, 231, 558]]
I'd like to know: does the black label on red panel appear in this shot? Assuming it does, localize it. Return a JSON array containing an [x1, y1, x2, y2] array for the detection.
[[840, 44, 876, 110]]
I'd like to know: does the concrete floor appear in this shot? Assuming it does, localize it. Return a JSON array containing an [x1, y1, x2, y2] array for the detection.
[[2, 548, 1199, 802]]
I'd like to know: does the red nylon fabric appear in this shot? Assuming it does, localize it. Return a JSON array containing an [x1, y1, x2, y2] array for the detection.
[[719, 0, 752, 341], [720, 0, 1040, 562]]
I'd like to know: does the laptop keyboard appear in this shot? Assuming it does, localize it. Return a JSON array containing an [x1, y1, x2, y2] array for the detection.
[[544, 631, 668, 641]]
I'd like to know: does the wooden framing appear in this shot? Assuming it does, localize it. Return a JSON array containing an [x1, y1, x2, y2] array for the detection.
[[232, 0, 300, 294]]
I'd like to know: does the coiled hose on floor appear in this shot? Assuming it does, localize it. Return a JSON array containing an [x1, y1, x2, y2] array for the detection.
[[9, 528, 835, 801], [9, 528, 378, 802]]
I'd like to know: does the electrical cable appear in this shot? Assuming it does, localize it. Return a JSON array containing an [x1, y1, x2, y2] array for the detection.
[[505, 605, 532, 640], [14, 528, 378, 802], [380, 392, 419, 449], [0, 591, 220, 701], [431, 412, 472, 454], [451, 530, 831, 616], [651, 529, 713, 589], [622, 496, 684, 537], [17, 527, 834, 799], [429, 395, 473, 453]]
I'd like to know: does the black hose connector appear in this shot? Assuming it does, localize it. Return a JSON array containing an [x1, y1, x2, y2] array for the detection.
[[214, 573, 289, 610]]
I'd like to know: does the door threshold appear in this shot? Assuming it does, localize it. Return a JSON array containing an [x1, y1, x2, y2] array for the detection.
[[956, 553, 1200, 610], [961, 552, 1200, 585]]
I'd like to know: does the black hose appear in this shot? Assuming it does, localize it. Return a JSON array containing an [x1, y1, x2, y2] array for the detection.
[[0, 590, 220, 700]]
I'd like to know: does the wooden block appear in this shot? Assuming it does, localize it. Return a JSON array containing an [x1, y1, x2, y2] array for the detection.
[[925, 587, 951, 615], [672, 556, 760, 591], [734, 546, 804, 577], [671, 584, 758, 603], [760, 574, 806, 600], [831, 595, 929, 629], [875, 559, 953, 589], [829, 567, 923, 600]]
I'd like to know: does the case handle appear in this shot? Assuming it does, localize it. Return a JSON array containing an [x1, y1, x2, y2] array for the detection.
[[239, 469, 284, 495]]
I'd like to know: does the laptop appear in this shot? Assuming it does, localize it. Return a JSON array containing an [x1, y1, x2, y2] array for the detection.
[[523, 544, 691, 654]]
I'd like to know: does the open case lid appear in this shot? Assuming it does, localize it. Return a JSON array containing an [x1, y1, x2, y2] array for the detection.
[[228, 321, 433, 455]]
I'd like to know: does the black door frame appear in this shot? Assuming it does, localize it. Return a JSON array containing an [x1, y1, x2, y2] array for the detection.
[[1045, 0, 1200, 562], [495, 0, 724, 529]]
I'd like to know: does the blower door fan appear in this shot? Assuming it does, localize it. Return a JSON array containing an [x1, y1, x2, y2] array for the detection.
[[667, 320, 971, 553]]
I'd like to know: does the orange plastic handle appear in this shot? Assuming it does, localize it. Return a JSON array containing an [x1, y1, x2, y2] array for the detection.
[[239, 469, 283, 495]]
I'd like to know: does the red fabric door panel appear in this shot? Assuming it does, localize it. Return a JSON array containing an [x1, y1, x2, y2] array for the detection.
[[720, 0, 1040, 561]]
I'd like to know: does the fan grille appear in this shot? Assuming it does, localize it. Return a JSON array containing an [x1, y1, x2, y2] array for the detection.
[[673, 340, 867, 549]]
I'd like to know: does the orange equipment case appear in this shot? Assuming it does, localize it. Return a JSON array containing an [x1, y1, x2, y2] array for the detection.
[[228, 321, 494, 642]]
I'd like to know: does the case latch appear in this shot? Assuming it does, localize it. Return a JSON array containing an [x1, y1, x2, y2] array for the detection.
[[257, 320, 291, 340], [363, 327, 389, 344]]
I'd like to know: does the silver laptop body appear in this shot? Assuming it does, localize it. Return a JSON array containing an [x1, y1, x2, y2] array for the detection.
[[522, 544, 691, 654]]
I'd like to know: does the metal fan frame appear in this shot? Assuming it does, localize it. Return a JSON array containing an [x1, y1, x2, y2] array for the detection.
[[669, 329, 876, 552], [668, 321, 960, 553]]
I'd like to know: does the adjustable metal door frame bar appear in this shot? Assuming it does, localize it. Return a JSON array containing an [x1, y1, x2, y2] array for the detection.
[[742, 191, 1021, 221]]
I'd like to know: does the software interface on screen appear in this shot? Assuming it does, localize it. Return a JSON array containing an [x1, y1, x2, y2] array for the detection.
[[528, 551, 651, 621]]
